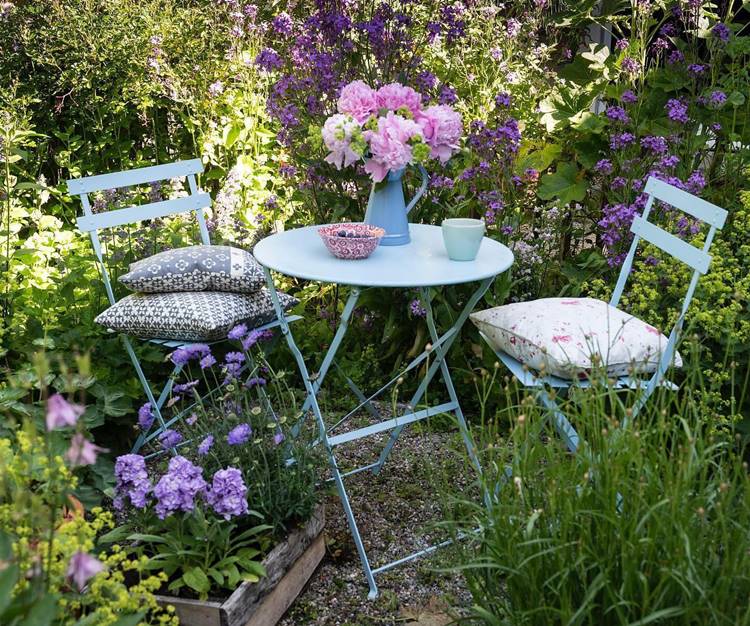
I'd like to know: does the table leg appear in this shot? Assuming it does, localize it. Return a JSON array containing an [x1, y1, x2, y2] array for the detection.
[[374, 278, 493, 475], [263, 269, 379, 598]]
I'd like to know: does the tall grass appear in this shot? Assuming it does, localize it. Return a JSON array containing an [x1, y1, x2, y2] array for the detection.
[[448, 346, 750, 625]]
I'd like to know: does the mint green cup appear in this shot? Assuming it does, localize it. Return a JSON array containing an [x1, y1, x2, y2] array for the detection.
[[441, 218, 486, 261]]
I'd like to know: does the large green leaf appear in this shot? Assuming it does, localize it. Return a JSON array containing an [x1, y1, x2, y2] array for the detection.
[[182, 567, 211, 594], [0, 564, 19, 614], [21, 594, 57, 626], [515, 144, 562, 174], [538, 162, 588, 205]]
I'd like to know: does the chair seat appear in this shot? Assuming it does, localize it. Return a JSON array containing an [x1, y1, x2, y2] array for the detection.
[[471, 297, 682, 380], [492, 347, 678, 390]]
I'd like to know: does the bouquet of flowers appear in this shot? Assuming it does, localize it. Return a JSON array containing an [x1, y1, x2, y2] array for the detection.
[[317, 80, 463, 183]]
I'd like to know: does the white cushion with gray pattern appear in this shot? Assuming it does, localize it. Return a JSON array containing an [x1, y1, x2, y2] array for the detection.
[[95, 290, 297, 341], [119, 245, 264, 294]]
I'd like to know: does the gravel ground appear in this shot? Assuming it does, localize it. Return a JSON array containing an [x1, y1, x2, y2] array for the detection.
[[279, 408, 481, 626]]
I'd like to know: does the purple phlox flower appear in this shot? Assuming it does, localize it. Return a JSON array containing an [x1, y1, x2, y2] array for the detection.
[[227, 423, 252, 445], [712, 23, 730, 42], [621, 57, 639, 74], [170, 344, 211, 365], [228, 323, 248, 340], [225, 351, 246, 364], [641, 135, 669, 154], [255, 48, 284, 72], [500, 225, 514, 236], [410, 299, 427, 318], [610, 132, 636, 150], [665, 99, 689, 123], [620, 90, 638, 104], [651, 38, 670, 53], [200, 354, 217, 370], [595, 159, 613, 175], [645, 255, 660, 266], [416, 70, 437, 93], [506, 18, 521, 37], [207, 467, 249, 520], [114, 454, 151, 511], [186, 413, 198, 426], [660, 23, 678, 37], [153, 455, 207, 519], [430, 175, 454, 189], [158, 429, 183, 449], [66, 434, 107, 467], [197, 434, 214, 456], [67, 552, 105, 592], [495, 92, 512, 108], [245, 377, 266, 388], [46, 394, 85, 431], [274, 432, 285, 446], [611, 176, 627, 190], [605, 105, 630, 124], [708, 90, 727, 108], [616, 38, 629, 50], [687, 63, 706, 75]]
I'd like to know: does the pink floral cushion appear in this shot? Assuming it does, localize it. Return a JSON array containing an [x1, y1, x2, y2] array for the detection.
[[470, 297, 682, 380]]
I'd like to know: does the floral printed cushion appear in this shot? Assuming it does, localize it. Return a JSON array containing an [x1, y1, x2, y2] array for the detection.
[[119, 245, 264, 294], [470, 297, 682, 380], [95, 290, 297, 341]]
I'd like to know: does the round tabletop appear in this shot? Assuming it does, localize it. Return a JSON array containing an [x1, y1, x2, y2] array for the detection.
[[253, 223, 514, 288]]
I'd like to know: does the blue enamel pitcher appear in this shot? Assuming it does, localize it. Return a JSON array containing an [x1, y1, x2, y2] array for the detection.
[[364, 165, 429, 246]]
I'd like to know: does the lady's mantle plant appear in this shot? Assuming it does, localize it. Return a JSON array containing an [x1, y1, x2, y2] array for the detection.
[[315, 80, 463, 182]]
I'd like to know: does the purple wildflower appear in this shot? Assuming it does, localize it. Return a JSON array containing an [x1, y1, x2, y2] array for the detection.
[[225, 351, 246, 364], [610, 132, 636, 150], [67, 552, 105, 592], [114, 454, 151, 511], [712, 23, 730, 42], [153, 456, 207, 519], [158, 429, 183, 449], [621, 57, 639, 74], [255, 48, 284, 72], [274, 432, 285, 446], [621, 90, 638, 104], [410, 299, 427, 318], [659, 155, 680, 168], [616, 39, 629, 50], [495, 92, 512, 108], [506, 18, 521, 37], [272, 11, 293, 35], [173, 380, 199, 395], [245, 377, 266, 388], [197, 435, 214, 456], [138, 402, 154, 430], [606, 106, 630, 123], [687, 64, 706, 75], [686, 170, 706, 193], [170, 344, 211, 366], [439, 85, 458, 105], [640, 135, 669, 154], [207, 468, 249, 520], [208, 81, 224, 97], [228, 324, 248, 340], [595, 159, 613, 175], [667, 50, 685, 64], [200, 354, 217, 369], [227, 423, 252, 445], [665, 99, 689, 123], [708, 91, 727, 108]]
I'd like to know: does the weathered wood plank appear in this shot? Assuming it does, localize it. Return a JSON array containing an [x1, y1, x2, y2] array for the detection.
[[243, 533, 325, 626]]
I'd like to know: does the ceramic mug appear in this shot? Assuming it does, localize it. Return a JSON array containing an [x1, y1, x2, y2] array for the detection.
[[441, 218, 486, 261]]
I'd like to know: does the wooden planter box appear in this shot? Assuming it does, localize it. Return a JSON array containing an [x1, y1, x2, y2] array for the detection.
[[156, 505, 325, 626]]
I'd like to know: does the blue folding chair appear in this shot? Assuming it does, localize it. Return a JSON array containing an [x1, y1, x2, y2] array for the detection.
[[481, 176, 728, 452], [67, 159, 299, 455]]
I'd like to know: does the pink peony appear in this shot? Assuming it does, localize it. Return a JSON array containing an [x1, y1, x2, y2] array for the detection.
[[416, 105, 463, 163], [363, 112, 423, 182], [376, 83, 422, 115], [337, 80, 379, 123], [321, 114, 364, 169]]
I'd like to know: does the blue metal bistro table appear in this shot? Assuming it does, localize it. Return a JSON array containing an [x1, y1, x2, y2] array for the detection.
[[254, 223, 513, 598]]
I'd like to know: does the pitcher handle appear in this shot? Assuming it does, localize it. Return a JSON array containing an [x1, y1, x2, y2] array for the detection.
[[405, 164, 429, 215]]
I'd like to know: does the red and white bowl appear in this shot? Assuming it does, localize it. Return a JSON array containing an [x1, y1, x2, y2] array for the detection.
[[318, 223, 385, 260]]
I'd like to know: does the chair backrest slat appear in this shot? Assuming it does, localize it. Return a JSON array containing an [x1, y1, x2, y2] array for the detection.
[[630, 215, 711, 274], [644, 177, 728, 228], [76, 192, 211, 232], [67, 158, 203, 196]]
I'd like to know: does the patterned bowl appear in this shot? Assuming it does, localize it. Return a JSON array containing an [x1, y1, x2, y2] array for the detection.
[[318, 223, 385, 260]]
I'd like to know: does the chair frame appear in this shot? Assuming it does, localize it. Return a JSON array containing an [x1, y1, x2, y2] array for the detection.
[[68, 159, 298, 455], [486, 176, 728, 453]]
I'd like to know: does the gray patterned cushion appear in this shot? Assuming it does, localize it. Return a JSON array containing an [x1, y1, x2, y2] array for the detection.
[[95, 290, 297, 341], [119, 245, 264, 294]]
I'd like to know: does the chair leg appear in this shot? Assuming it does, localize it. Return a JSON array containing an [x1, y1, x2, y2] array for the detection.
[[536, 388, 580, 454]]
